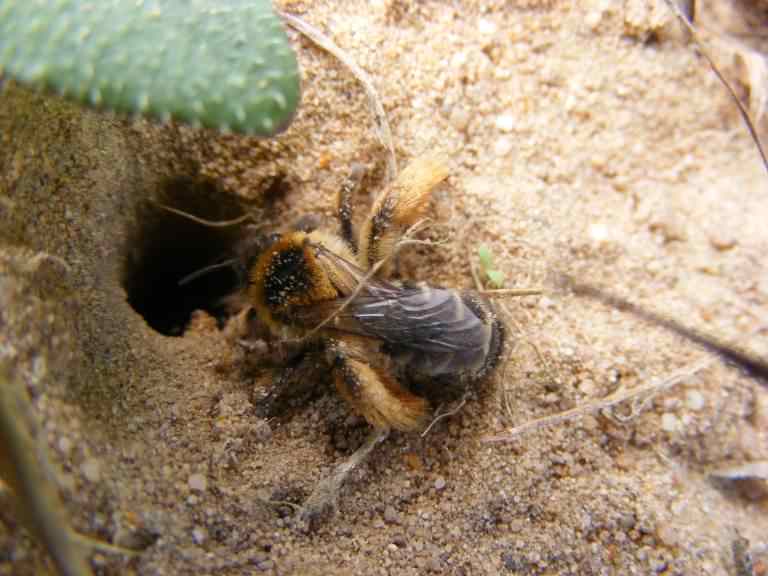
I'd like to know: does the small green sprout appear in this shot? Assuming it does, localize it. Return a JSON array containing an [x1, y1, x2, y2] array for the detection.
[[477, 244, 506, 288]]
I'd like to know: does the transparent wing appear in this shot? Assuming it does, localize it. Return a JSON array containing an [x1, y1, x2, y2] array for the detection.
[[297, 243, 495, 375]]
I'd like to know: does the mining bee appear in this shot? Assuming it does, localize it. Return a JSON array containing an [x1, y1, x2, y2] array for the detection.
[[172, 154, 768, 526], [249, 156, 504, 429], [244, 155, 507, 521], [176, 154, 508, 523]]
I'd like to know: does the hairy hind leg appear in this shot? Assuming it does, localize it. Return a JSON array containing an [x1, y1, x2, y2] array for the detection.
[[297, 337, 429, 526], [358, 154, 448, 275]]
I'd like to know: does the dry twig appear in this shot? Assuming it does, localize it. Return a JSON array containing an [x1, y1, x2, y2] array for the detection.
[[662, 0, 768, 176], [483, 356, 715, 442], [279, 11, 398, 182], [421, 394, 468, 438], [0, 364, 93, 576]]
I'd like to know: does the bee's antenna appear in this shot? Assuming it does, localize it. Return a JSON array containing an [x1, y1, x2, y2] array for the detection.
[[178, 259, 240, 286], [149, 201, 256, 228]]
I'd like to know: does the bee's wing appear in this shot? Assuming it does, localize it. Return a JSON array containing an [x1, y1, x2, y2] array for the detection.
[[343, 288, 478, 350], [330, 287, 494, 376], [302, 243, 495, 375]]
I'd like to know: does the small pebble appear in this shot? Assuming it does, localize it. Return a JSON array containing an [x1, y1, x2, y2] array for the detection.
[[495, 114, 515, 132], [434, 476, 447, 491], [188, 473, 207, 492], [585, 9, 604, 30], [81, 458, 101, 483], [649, 211, 687, 243], [384, 505, 400, 524], [660, 413, 679, 433], [656, 524, 680, 547], [449, 107, 470, 132], [392, 534, 407, 548], [685, 390, 705, 411], [579, 379, 597, 396], [192, 526, 207, 545], [493, 137, 513, 156], [588, 223, 610, 243], [478, 18, 498, 35], [708, 230, 737, 251], [542, 393, 560, 405], [57, 436, 72, 455]]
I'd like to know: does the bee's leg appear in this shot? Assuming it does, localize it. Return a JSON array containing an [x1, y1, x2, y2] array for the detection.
[[331, 352, 429, 432], [296, 340, 428, 527], [298, 426, 389, 530], [337, 163, 366, 253], [358, 155, 448, 272]]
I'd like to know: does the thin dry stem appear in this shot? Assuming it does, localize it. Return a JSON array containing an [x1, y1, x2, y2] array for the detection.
[[421, 393, 469, 437], [483, 356, 715, 443], [0, 363, 93, 576], [151, 201, 258, 228], [70, 533, 141, 557], [298, 427, 389, 524], [479, 288, 544, 297], [495, 301, 558, 425], [279, 11, 398, 182], [662, 0, 768, 176]]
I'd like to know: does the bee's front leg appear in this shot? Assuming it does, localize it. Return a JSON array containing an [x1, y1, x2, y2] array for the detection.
[[251, 344, 328, 419]]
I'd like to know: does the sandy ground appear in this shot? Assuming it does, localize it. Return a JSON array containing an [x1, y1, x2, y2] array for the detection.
[[1, 1, 768, 575]]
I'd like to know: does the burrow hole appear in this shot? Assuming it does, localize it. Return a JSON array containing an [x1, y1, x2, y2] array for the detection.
[[122, 177, 259, 336]]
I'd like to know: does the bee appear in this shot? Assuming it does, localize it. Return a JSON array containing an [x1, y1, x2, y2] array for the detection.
[[170, 154, 768, 526], [233, 154, 505, 521]]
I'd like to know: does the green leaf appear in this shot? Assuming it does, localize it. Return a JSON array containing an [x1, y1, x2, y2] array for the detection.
[[0, 0, 300, 136], [486, 269, 506, 288], [477, 244, 494, 271]]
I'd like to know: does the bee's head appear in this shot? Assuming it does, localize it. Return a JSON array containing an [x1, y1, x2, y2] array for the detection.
[[248, 231, 338, 329]]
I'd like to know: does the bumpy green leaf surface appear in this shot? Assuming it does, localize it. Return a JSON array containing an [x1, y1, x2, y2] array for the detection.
[[0, 0, 299, 136]]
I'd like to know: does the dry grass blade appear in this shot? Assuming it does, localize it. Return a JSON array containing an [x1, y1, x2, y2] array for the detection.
[[279, 11, 398, 182], [738, 47, 768, 123], [0, 363, 93, 576], [710, 461, 768, 480], [478, 288, 544, 297], [662, 0, 768, 176], [421, 393, 468, 437]]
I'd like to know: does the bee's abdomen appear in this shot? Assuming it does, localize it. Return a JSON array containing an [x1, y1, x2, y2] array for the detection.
[[459, 291, 505, 379]]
